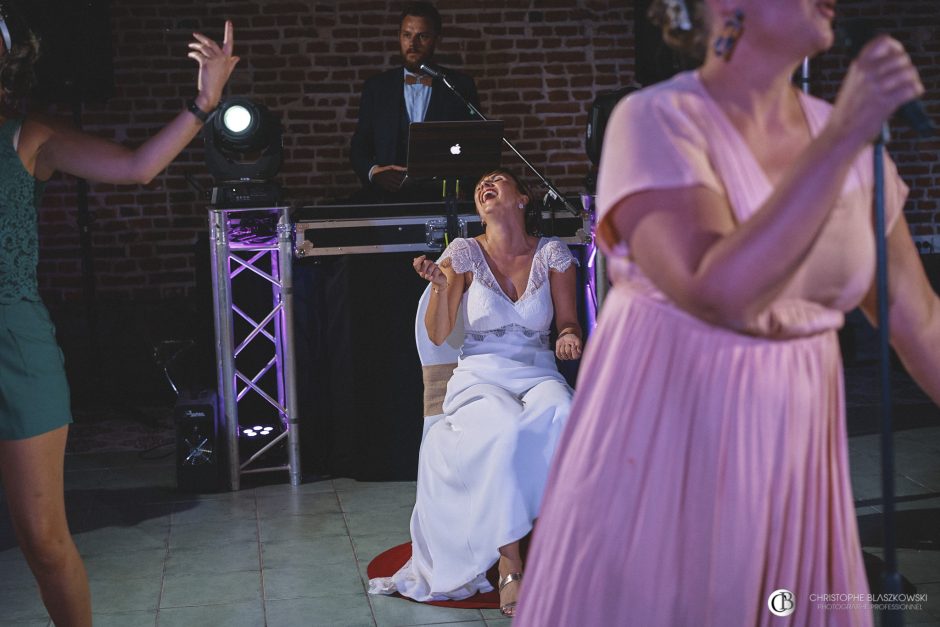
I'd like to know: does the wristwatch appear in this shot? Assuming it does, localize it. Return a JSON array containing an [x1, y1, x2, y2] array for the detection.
[[187, 99, 212, 123]]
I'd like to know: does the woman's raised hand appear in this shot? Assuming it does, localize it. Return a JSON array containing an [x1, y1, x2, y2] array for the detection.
[[829, 35, 924, 148], [188, 20, 240, 112], [413, 255, 448, 288]]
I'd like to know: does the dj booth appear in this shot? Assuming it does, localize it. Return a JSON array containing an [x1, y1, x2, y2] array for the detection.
[[210, 200, 594, 486]]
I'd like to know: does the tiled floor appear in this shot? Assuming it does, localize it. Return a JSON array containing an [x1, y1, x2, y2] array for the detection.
[[1, 421, 938, 626], [1, 426, 938, 627], [0, 450, 512, 627]]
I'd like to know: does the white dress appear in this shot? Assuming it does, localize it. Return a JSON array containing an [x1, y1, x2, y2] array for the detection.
[[369, 236, 576, 601]]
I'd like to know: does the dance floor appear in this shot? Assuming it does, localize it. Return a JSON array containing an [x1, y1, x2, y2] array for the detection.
[[1, 361, 939, 626]]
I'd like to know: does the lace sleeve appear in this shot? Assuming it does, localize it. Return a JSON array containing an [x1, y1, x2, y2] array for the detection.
[[542, 238, 578, 273], [435, 238, 474, 274]]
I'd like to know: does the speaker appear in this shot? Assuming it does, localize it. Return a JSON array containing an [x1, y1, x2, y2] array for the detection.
[[585, 86, 638, 166], [28, 0, 115, 103], [634, 0, 694, 86], [174, 390, 223, 493]]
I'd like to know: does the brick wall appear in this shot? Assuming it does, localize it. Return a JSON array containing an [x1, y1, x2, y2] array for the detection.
[[33, 0, 940, 302]]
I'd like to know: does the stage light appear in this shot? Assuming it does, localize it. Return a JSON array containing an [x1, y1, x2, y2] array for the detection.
[[242, 425, 274, 438], [204, 97, 283, 207]]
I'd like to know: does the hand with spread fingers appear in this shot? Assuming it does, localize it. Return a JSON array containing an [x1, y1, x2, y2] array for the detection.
[[188, 20, 240, 114]]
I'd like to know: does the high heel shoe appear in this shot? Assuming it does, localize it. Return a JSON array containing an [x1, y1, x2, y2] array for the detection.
[[498, 572, 523, 617]]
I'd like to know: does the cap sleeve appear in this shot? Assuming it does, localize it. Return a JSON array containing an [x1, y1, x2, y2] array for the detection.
[[596, 83, 724, 254], [542, 238, 578, 273], [435, 237, 474, 274]]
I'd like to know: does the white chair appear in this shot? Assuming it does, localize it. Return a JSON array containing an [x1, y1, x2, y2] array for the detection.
[[415, 283, 464, 439]]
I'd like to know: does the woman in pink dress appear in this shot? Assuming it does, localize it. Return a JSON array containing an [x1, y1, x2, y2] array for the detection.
[[517, 1, 939, 626]]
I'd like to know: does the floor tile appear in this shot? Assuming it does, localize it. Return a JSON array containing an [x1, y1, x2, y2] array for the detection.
[[264, 560, 365, 600], [0, 555, 35, 587], [262, 535, 357, 570], [265, 594, 375, 627], [345, 509, 413, 539], [171, 497, 258, 525], [168, 519, 258, 550], [89, 610, 157, 627], [338, 485, 416, 513], [157, 600, 265, 627], [164, 542, 260, 576], [369, 593, 483, 627], [160, 570, 262, 608], [0, 583, 49, 622], [83, 548, 167, 582], [89, 576, 161, 613], [259, 512, 349, 542], [73, 525, 169, 557]]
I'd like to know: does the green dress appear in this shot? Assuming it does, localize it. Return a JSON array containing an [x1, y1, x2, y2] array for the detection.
[[0, 117, 72, 439]]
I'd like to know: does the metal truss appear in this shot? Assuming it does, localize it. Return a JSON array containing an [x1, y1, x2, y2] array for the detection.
[[209, 206, 301, 490]]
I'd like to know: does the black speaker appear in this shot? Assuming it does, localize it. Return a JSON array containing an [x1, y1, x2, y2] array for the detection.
[[28, 0, 115, 103], [585, 86, 638, 166], [174, 390, 223, 493], [634, 0, 695, 86]]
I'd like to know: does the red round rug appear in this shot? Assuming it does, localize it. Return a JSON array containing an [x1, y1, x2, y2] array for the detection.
[[366, 542, 500, 609]]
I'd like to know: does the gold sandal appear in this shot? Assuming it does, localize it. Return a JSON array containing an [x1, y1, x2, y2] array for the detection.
[[498, 572, 523, 617]]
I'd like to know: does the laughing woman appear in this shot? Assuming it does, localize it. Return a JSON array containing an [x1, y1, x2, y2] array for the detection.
[[368, 168, 581, 616]]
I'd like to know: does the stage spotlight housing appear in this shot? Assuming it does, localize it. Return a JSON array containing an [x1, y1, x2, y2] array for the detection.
[[204, 97, 283, 207]]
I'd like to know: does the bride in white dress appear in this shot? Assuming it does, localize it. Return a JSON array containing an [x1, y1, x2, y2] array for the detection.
[[368, 168, 583, 616]]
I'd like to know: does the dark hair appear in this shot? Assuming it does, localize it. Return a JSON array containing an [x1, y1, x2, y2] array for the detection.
[[400, 1, 442, 35], [0, 29, 39, 99], [647, 0, 708, 64], [476, 167, 542, 236]]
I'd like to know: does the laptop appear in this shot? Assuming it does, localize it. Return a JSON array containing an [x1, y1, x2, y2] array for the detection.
[[405, 120, 504, 181]]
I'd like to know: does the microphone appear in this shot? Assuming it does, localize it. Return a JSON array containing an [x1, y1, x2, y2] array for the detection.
[[840, 19, 935, 137], [419, 63, 446, 79]]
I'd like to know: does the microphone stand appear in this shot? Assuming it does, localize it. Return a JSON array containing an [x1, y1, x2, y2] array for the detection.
[[423, 64, 584, 218], [873, 124, 903, 627]]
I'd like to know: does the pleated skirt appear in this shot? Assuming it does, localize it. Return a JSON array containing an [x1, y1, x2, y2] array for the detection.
[[516, 285, 871, 627]]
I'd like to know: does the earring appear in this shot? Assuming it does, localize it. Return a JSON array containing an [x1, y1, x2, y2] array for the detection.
[[713, 9, 744, 62], [518, 203, 525, 210]]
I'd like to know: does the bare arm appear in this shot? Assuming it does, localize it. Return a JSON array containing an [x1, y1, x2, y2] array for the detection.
[[27, 21, 239, 184], [549, 265, 582, 360], [860, 214, 940, 405], [611, 36, 923, 332], [414, 255, 466, 345]]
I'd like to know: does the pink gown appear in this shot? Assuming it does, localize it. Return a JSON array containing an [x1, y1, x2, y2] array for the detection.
[[516, 71, 908, 627]]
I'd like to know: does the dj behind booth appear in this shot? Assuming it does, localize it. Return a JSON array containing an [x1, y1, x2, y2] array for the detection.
[[293, 118, 592, 481]]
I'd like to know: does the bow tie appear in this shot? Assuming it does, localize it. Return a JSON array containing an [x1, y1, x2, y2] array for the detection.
[[404, 74, 433, 87]]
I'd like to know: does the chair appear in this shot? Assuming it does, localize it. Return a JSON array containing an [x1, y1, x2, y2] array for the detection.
[[415, 283, 464, 438]]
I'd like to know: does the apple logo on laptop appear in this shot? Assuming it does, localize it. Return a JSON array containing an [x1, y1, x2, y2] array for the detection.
[[450, 143, 461, 155]]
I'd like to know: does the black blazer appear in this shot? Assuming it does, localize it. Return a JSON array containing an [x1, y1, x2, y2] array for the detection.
[[350, 66, 480, 186]]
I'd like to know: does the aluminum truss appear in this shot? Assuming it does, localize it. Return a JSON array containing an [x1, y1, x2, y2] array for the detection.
[[209, 206, 301, 490]]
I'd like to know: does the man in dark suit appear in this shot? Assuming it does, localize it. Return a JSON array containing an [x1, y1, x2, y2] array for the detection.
[[350, 1, 480, 202]]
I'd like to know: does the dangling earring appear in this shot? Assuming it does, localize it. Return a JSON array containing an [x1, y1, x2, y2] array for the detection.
[[713, 9, 744, 62]]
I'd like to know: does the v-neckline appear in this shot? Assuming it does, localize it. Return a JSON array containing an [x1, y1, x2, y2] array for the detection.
[[471, 237, 544, 305], [692, 70, 818, 192]]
